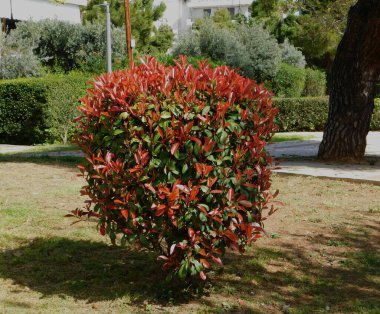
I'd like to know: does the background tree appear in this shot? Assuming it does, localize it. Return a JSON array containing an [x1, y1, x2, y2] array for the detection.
[[318, 0, 380, 161], [82, 0, 172, 53], [250, 0, 355, 70], [292, 0, 356, 69], [212, 8, 234, 29]]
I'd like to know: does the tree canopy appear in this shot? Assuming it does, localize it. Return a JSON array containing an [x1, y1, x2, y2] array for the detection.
[[82, 0, 173, 53], [250, 0, 356, 69]]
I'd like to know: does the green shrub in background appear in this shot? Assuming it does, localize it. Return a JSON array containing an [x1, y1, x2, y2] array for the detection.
[[371, 98, 380, 130], [7, 20, 127, 74], [172, 20, 282, 83], [171, 31, 202, 57], [280, 38, 306, 69], [0, 74, 90, 145], [0, 28, 42, 79], [235, 23, 282, 82], [0, 80, 48, 144], [303, 68, 326, 96], [273, 63, 306, 98], [274, 97, 380, 131]]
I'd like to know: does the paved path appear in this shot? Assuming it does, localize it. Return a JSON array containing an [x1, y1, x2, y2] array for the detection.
[[268, 132, 380, 158], [0, 145, 36, 154], [268, 132, 380, 185], [1, 132, 380, 184]]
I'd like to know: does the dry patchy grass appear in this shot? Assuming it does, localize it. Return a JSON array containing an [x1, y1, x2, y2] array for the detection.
[[0, 160, 379, 314]]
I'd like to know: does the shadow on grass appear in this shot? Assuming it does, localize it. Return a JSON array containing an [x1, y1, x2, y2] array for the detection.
[[215, 221, 380, 313], [0, 222, 379, 313], [0, 237, 204, 305]]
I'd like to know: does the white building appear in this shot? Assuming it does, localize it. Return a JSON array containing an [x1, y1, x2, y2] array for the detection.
[[155, 0, 253, 36], [1, 0, 87, 31]]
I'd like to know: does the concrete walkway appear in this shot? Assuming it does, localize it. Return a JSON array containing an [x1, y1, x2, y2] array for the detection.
[[268, 132, 380, 185], [268, 132, 380, 158], [0, 145, 36, 154], [1, 132, 380, 184]]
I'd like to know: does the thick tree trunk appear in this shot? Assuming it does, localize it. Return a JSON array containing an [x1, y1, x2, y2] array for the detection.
[[318, 0, 380, 161]]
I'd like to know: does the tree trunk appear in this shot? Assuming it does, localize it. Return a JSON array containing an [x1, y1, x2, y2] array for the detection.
[[318, 0, 380, 161]]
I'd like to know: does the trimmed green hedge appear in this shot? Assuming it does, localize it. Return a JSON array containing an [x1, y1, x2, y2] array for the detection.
[[1, 77, 379, 145], [274, 97, 380, 132], [0, 80, 47, 144], [0, 73, 90, 145]]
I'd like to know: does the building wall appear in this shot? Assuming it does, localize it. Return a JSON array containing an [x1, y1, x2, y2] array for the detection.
[[154, 0, 190, 36], [0, 0, 86, 24], [155, 0, 252, 36]]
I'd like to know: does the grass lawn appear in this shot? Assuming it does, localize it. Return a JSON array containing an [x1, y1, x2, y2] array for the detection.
[[0, 159, 379, 313], [270, 134, 315, 143], [0, 143, 79, 157]]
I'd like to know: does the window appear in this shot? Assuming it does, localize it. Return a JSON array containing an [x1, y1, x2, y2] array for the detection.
[[203, 9, 211, 17], [227, 7, 235, 18]]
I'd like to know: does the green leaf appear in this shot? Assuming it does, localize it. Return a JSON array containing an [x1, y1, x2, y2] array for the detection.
[[161, 111, 171, 119], [119, 112, 129, 119], [194, 143, 200, 156], [139, 235, 149, 247], [149, 158, 161, 168], [200, 185, 209, 193], [202, 106, 211, 116], [178, 260, 188, 278], [220, 131, 228, 144], [110, 231, 116, 245], [182, 163, 188, 174], [199, 212, 207, 222]]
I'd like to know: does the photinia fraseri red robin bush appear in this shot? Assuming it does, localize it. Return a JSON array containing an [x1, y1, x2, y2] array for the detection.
[[73, 56, 279, 281]]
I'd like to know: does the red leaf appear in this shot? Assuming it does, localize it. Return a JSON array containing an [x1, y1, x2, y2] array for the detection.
[[190, 136, 202, 146], [239, 200, 253, 207], [227, 188, 234, 202], [157, 126, 164, 138], [155, 204, 167, 216], [224, 229, 238, 242], [170, 142, 180, 155], [144, 183, 156, 194], [195, 163, 203, 175], [100, 223, 106, 236], [207, 177, 217, 188], [198, 205, 208, 214], [273, 189, 279, 198], [189, 186, 199, 201], [211, 189, 223, 194], [199, 271, 207, 280], [200, 258, 210, 269], [121, 210, 128, 219], [211, 255, 223, 265]]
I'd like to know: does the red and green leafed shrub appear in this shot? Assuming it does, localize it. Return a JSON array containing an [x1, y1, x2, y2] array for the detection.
[[74, 56, 279, 280]]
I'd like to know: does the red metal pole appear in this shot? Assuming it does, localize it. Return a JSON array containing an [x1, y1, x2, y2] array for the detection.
[[124, 0, 133, 66]]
